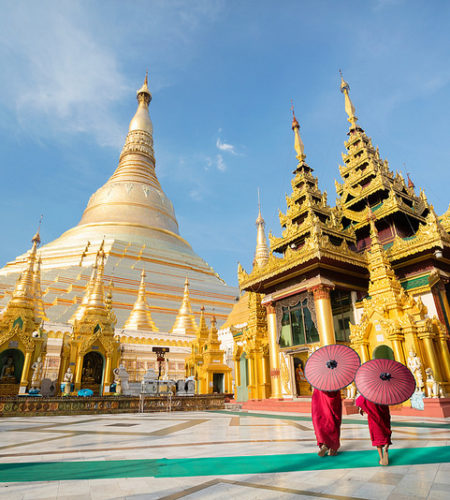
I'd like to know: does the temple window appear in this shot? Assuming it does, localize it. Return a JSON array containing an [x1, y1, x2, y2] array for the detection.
[[279, 299, 319, 347]]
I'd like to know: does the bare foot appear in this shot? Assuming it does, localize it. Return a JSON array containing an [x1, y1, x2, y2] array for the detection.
[[382, 445, 389, 466], [318, 445, 329, 457], [328, 449, 338, 456]]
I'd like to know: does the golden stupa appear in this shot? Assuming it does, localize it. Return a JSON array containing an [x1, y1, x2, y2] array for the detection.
[[0, 75, 238, 333]]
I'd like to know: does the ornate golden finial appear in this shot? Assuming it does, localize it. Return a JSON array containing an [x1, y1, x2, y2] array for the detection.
[[87, 247, 106, 310], [32, 255, 47, 322], [137, 71, 152, 102], [290, 101, 305, 160], [339, 70, 358, 129], [197, 305, 209, 339], [123, 268, 158, 331], [170, 277, 197, 335], [128, 73, 153, 134], [406, 172, 415, 190], [69, 258, 98, 324], [254, 189, 269, 269]]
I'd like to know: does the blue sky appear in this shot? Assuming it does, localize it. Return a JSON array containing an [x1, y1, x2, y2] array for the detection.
[[0, 0, 449, 287]]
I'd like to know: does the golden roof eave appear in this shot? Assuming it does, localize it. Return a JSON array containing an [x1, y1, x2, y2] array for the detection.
[[239, 235, 367, 290]]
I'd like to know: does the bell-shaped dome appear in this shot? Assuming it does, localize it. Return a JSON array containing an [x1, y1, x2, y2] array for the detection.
[[46, 74, 192, 255]]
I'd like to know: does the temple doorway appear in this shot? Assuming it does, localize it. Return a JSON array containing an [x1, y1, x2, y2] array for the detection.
[[213, 373, 224, 393], [0, 348, 24, 395], [81, 351, 104, 395], [292, 352, 311, 396], [236, 353, 249, 402], [373, 345, 395, 360]]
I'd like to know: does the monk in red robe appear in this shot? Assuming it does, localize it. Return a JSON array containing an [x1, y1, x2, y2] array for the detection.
[[311, 389, 342, 456], [356, 395, 392, 465]]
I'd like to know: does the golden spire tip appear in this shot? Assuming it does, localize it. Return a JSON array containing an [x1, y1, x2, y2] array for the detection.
[[290, 99, 299, 130]]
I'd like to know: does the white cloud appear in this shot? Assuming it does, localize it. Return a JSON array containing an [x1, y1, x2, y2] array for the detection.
[[216, 138, 237, 155], [216, 154, 226, 172], [0, 1, 225, 149]]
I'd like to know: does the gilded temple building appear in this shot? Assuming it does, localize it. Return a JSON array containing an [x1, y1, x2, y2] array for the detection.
[[0, 75, 238, 395], [186, 307, 232, 394], [237, 74, 450, 400]]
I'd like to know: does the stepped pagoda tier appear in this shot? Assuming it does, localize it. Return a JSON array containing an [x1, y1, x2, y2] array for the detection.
[[0, 76, 238, 333]]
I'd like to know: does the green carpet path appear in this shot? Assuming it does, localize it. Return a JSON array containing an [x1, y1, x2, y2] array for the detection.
[[1, 446, 449, 482], [209, 410, 450, 429]]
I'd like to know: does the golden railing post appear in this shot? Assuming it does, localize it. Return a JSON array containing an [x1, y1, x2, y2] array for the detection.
[[265, 303, 283, 399], [311, 285, 336, 346]]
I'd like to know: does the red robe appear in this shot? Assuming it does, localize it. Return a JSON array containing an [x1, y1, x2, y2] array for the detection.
[[356, 395, 392, 447], [311, 389, 342, 450]]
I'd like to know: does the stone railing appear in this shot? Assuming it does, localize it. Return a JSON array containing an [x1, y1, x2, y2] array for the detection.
[[0, 394, 226, 417]]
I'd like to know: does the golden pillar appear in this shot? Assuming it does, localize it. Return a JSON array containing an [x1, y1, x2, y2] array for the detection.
[[74, 354, 84, 390], [311, 285, 336, 346], [437, 334, 450, 381], [247, 353, 256, 399], [390, 337, 406, 365], [354, 341, 370, 363], [261, 351, 270, 398], [233, 355, 240, 399], [19, 350, 33, 393], [225, 371, 232, 393], [103, 355, 112, 394], [439, 285, 450, 328], [265, 303, 283, 399], [255, 352, 264, 399], [419, 333, 442, 381]]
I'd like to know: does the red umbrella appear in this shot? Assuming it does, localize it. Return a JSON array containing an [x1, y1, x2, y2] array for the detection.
[[355, 359, 416, 405], [304, 344, 361, 392]]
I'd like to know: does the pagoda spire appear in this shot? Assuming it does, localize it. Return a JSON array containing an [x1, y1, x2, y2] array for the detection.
[[170, 277, 197, 335], [339, 70, 359, 130], [123, 269, 159, 331], [69, 242, 104, 324], [197, 305, 209, 340], [253, 189, 269, 269], [32, 255, 47, 322], [128, 72, 153, 134], [8, 230, 41, 311], [291, 103, 306, 161], [87, 244, 106, 311]]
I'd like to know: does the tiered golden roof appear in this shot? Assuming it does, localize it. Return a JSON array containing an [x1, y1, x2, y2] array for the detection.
[[239, 108, 366, 290], [335, 73, 428, 240], [170, 278, 198, 335], [123, 270, 159, 331], [270, 108, 357, 255]]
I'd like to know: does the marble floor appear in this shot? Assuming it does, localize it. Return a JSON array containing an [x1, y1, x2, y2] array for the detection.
[[0, 409, 448, 499]]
